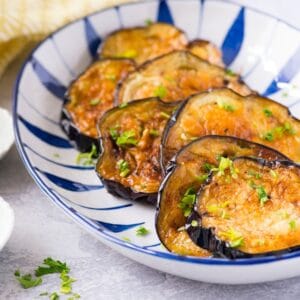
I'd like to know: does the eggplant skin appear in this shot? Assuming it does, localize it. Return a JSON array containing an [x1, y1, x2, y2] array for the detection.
[[61, 58, 135, 152], [156, 135, 288, 257], [187, 39, 224, 67], [61, 107, 98, 152], [187, 157, 300, 259], [161, 88, 300, 168], [96, 97, 177, 203], [116, 51, 252, 105], [99, 23, 188, 65]]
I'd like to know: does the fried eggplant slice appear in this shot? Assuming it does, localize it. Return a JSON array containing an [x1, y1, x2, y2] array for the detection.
[[162, 88, 300, 168], [99, 23, 187, 65], [96, 98, 177, 202], [117, 51, 252, 104], [156, 136, 288, 256], [187, 157, 300, 259], [61, 58, 136, 152], [187, 39, 224, 67]]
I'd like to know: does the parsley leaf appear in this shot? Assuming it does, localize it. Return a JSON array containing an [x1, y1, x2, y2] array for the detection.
[[263, 108, 273, 117], [136, 226, 150, 236], [217, 101, 235, 112], [116, 130, 138, 147], [178, 187, 196, 217], [15, 272, 43, 289], [35, 257, 70, 277], [50, 292, 60, 300], [154, 85, 167, 98], [89, 98, 101, 106], [212, 157, 238, 178], [60, 270, 76, 294], [117, 159, 130, 177], [250, 182, 269, 206], [76, 144, 98, 166], [225, 69, 236, 76]]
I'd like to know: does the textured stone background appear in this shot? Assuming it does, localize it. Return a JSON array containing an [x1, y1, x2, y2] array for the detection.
[[2, 28, 300, 300]]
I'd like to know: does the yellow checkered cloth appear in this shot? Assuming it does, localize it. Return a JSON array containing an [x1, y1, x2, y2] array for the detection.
[[0, 0, 133, 77]]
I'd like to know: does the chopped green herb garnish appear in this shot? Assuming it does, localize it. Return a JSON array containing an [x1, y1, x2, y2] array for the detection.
[[250, 182, 269, 206], [289, 220, 297, 230], [149, 129, 159, 137], [89, 98, 101, 106], [154, 85, 167, 98], [117, 159, 130, 177], [270, 170, 278, 179], [212, 157, 238, 178], [282, 91, 289, 97], [116, 130, 138, 147], [40, 292, 49, 296], [136, 226, 150, 236], [76, 144, 97, 166], [225, 69, 236, 76], [15, 272, 43, 289], [178, 187, 196, 217], [220, 228, 244, 248], [53, 153, 60, 158], [195, 174, 209, 183], [119, 103, 128, 108], [263, 108, 273, 117], [247, 170, 262, 179], [145, 19, 153, 26], [203, 162, 215, 172], [35, 257, 70, 277], [263, 132, 274, 141], [217, 101, 235, 112], [262, 122, 296, 142], [60, 270, 76, 294], [191, 220, 198, 227], [230, 236, 244, 248], [160, 112, 171, 119], [50, 292, 60, 300], [122, 237, 131, 242], [109, 127, 119, 140], [68, 293, 81, 299]]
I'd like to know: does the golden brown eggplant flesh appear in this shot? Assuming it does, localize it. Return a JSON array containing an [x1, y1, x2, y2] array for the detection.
[[187, 157, 300, 259], [96, 98, 177, 202], [162, 88, 300, 168], [187, 39, 224, 67], [156, 136, 288, 256], [99, 23, 188, 65], [61, 58, 135, 151], [116, 51, 252, 105]]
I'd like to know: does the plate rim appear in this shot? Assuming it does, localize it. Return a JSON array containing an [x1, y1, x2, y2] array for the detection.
[[12, 0, 300, 267]]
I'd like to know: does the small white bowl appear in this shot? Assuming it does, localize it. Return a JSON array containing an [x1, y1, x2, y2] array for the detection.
[[0, 108, 14, 160], [0, 196, 14, 251]]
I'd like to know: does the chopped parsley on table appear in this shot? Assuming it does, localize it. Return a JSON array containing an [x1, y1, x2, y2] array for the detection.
[[14, 257, 80, 299]]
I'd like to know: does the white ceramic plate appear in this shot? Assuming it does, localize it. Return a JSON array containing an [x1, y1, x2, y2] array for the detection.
[[0, 108, 14, 160], [0, 196, 14, 251], [13, 0, 300, 284]]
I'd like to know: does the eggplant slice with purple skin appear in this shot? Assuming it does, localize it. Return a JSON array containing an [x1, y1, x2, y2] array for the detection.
[[187, 39, 224, 67], [186, 157, 300, 259], [61, 58, 136, 152], [161, 88, 300, 169], [98, 22, 188, 65], [156, 135, 289, 257], [96, 98, 177, 203], [116, 51, 252, 105]]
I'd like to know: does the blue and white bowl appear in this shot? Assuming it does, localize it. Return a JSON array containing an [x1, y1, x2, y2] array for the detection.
[[13, 0, 300, 284]]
